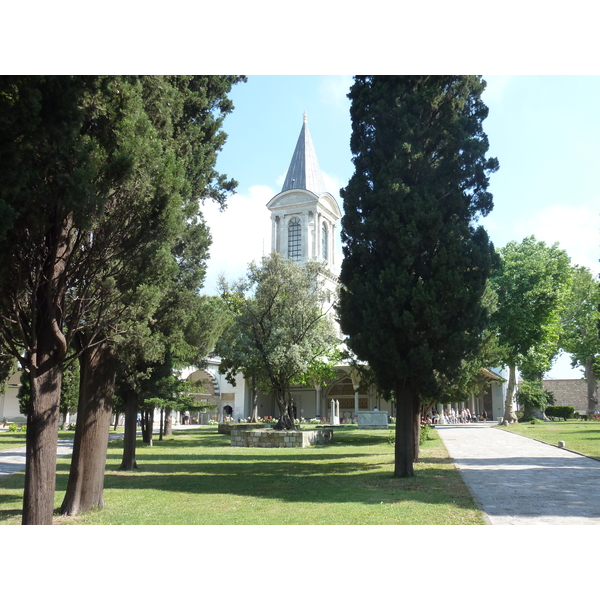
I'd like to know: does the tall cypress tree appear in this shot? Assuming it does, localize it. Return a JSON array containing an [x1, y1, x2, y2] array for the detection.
[[338, 76, 499, 476], [0, 76, 244, 522]]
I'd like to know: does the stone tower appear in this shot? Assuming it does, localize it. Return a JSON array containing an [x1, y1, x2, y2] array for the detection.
[[266, 114, 341, 267]]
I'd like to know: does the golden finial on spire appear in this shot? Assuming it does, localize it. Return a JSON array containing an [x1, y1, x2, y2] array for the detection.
[[303, 111, 307, 123]]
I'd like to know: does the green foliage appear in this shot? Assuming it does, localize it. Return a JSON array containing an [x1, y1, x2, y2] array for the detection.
[[491, 236, 572, 375], [338, 76, 499, 399], [429, 282, 505, 407], [60, 358, 80, 417], [0, 74, 245, 374], [389, 422, 430, 447], [291, 346, 343, 389], [545, 406, 575, 421], [0, 353, 16, 394], [216, 252, 339, 429], [516, 379, 555, 411], [419, 424, 431, 445], [17, 359, 80, 417], [559, 266, 600, 414]]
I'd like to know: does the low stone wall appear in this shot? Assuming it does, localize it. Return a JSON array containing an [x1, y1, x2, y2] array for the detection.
[[231, 428, 334, 448], [357, 411, 389, 429], [218, 422, 271, 435]]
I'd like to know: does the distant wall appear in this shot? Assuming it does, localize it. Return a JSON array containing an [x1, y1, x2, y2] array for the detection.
[[542, 379, 589, 412]]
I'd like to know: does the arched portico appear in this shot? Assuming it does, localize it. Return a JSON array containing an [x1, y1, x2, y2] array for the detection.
[[322, 368, 383, 422]]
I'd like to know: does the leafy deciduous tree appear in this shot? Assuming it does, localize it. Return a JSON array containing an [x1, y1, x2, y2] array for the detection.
[[491, 236, 572, 423], [560, 265, 600, 414], [216, 253, 338, 430]]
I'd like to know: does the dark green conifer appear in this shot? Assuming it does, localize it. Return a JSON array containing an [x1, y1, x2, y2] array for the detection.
[[339, 76, 498, 476]]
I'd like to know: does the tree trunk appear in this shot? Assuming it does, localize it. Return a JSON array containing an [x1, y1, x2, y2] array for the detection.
[[394, 380, 419, 477], [249, 371, 259, 423], [273, 388, 295, 430], [60, 339, 117, 517], [120, 388, 138, 470], [503, 363, 519, 423], [159, 408, 164, 441], [22, 217, 72, 525], [524, 406, 549, 421], [164, 407, 173, 436], [141, 409, 154, 445], [113, 411, 120, 431], [585, 357, 598, 415], [22, 348, 63, 525]]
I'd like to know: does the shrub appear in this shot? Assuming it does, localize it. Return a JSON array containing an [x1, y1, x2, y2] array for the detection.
[[389, 425, 430, 446], [545, 406, 575, 421], [8, 423, 17, 432], [516, 380, 554, 412]]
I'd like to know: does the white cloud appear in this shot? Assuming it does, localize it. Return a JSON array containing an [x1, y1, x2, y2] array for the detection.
[[201, 185, 274, 294]]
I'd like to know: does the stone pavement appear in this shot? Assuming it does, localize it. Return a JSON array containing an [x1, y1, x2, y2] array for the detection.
[[436, 422, 600, 525], [0, 424, 201, 478], [0, 432, 124, 478]]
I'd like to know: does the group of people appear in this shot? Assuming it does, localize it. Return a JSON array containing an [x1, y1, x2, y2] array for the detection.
[[425, 408, 487, 425]]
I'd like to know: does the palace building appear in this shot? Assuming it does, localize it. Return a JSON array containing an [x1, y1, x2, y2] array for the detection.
[[0, 116, 509, 427], [186, 115, 509, 425], [187, 115, 390, 423]]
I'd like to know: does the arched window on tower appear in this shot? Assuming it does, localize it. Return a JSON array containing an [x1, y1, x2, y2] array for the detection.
[[322, 222, 329, 261], [288, 217, 301, 262]]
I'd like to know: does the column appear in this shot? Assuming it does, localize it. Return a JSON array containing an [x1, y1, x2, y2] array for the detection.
[[272, 215, 281, 253], [316, 211, 322, 260], [315, 384, 322, 418], [331, 223, 336, 266]]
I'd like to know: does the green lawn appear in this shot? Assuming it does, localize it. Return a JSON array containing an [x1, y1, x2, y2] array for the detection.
[[505, 420, 600, 459], [0, 426, 484, 525], [0, 429, 76, 450]]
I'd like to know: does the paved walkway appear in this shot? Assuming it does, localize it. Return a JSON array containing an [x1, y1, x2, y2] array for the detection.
[[0, 432, 125, 478], [436, 422, 600, 525], [0, 425, 201, 478]]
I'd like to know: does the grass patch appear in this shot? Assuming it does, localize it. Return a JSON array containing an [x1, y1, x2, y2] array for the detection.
[[0, 427, 484, 525], [508, 421, 600, 459], [0, 430, 76, 451]]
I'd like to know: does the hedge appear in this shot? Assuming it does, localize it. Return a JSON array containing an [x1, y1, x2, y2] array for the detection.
[[544, 406, 575, 421]]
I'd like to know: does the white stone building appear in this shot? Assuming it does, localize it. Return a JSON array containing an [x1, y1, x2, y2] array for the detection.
[[1, 115, 511, 428], [0, 370, 24, 424], [185, 115, 391, 423], [186, 114, 512, 425]]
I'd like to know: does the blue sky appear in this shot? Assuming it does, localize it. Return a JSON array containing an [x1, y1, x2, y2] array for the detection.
[[202, 75, 600, 379]]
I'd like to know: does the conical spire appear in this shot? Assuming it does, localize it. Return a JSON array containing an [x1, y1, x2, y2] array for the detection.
[[281, 113, 327, 195]]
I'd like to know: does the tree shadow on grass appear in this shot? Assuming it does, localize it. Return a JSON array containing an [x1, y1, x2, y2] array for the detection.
[[46, 430, 475, 515], [68, 465, 474, 513]]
